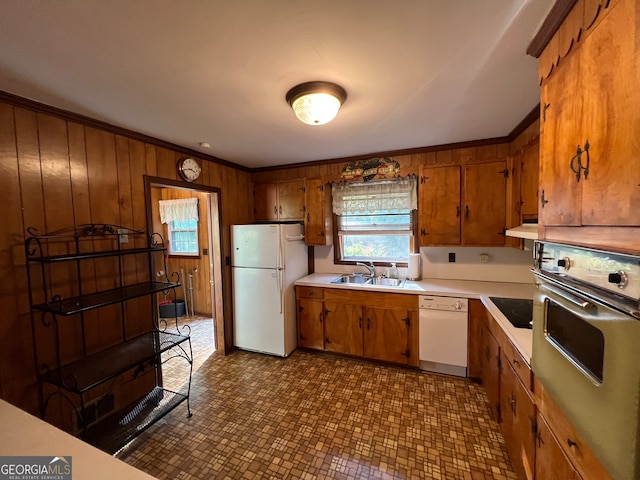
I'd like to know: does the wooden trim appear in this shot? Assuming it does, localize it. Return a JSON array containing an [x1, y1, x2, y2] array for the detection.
[[526, 0, 579, 58], [0, 90, 250, 172], [143, 175, 231, 353], [506, 105, 540, 141], [253, 137, 511, 173]]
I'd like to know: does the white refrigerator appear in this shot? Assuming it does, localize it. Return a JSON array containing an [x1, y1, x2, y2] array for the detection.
[[231, 223, 308, 357]]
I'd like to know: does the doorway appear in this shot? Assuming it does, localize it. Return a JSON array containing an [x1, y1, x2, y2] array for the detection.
[[144, 175, 225, 389]]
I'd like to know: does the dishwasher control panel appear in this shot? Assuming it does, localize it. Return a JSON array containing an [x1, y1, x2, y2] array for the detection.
[[419, 296, 468, 312]]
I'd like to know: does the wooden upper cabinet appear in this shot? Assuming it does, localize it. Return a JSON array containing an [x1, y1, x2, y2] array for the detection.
[[463, 161, 507, 245], [418, 165, 461, 245], [304, 177, 332, 246], [539, 0, 640, 229], [520, 144, 540, 221], [253, 180, 305, 222], [579, 0, 640, 226], [253, 183, 278, 221]]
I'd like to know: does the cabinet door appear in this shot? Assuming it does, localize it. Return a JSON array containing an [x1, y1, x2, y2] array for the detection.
[[536, 413, 581, 480], [482, 329, 501, 422], [467, 300, 486, 380], [278, 180, 305, 220], [418, 165, 461, 245], [297, 298, 324, 350], [324, 302, 363, 356], [253, 183, 278, 221], [579, 0, 640, 226], [520, 144, 540, 221], [539, 53, 583, 227], [363, 306, 410, 364], [500, 351, 536, 480], [304, 178, 330, 246], [463, 162, 507, 245]]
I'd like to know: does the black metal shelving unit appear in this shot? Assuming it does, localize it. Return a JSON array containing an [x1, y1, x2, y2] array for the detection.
[[25, 224, 193, 454]]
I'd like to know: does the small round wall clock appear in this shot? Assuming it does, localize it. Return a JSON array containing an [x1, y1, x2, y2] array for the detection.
[[177, 157, 202, 182]]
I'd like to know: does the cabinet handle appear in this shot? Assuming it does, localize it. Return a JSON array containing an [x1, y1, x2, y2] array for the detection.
[[367, 318, 370, 330], [359, 317, 362, 329], [279, 206, 282, 215], [512, 358, 520, 368], [582, 140, 590, 180], [273, 206, 278, 214], [325, 337, 332, 344], [570, 145, 583, 182], [509, 394, 516, 414], [567, 438, 577, 448], [542, 102, 551, 122], [540, 189, 549, 208], [465, 205, 469, 218], [307, 213, 310, 221], [456, 206, 460, 217]]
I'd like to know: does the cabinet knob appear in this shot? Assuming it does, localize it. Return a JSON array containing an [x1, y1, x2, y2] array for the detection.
[[608, 271, 628, 288]]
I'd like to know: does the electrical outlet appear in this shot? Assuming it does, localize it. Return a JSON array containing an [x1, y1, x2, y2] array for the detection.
[[448, 252, 456, 263], [117, 228, 129, 244], [480, 253, 489, 263]]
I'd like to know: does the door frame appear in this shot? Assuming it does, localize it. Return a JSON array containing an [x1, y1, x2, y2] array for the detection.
[[144, 175, 229, 354]]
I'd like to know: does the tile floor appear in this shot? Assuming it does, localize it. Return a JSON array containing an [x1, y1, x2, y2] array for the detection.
[[121, 338, 517, 480]]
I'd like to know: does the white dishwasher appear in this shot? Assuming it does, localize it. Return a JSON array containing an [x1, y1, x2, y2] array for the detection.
[[419, 295, 468, 377]]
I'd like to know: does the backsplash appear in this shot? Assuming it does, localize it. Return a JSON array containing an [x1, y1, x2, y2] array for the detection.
[[313, 244, 535, 284]]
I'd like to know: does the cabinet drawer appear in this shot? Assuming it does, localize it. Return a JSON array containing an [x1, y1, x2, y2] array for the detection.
[[296, 286, 323, 299], [502, 338, 532, 391]]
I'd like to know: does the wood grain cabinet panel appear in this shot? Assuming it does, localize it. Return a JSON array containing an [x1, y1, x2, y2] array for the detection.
[[304, 177, 332, 246], [463, 161, 507, 245], [418, 165, 461, 245], [324, 301, 363, 356], [253, 180, 305, 222], [363, 306, 412, 365], [297, 298, 324, 350], [539, 0, 640, 234], [535, 413, 581, 480]]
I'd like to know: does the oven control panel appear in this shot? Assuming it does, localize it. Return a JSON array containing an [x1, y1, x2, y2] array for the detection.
[[535, 241, 640, 301]]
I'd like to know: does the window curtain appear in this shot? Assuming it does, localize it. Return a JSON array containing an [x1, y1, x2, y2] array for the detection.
[[332, 177, 417, 215], [159, 198, 199, 224]]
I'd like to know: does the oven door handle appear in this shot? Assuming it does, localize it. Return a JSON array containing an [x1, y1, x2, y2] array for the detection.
[[539, 282, 593, 309]]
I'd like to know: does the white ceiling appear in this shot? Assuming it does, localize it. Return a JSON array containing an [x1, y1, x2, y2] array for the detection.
[[0, 1, 552, 169]]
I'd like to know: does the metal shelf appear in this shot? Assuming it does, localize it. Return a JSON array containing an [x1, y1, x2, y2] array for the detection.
[[41, 331, 191, 393], [82, 387, 189, 454], [27, 246, 168, 263], [33, 281, 180, 316]]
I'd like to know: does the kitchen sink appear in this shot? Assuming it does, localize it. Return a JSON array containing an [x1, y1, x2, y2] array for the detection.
[[331, 275, 405, 287], [371, 277, 405, 287], [331, 275, 372, 284]]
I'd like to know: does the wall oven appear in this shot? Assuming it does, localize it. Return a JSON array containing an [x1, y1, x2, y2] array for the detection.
[[532, 241, 640, 480]]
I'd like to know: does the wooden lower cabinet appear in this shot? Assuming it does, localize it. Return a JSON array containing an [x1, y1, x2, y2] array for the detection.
[[535, 413, 581, 480], [297, 298, 324, 349], [363, 306, 415, 364], [324, 301, 362, 356], [500, 350, 536, 480], [295, 287, 418, 366]]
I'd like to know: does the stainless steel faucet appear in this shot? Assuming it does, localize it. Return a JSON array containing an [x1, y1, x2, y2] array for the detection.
[[356, 261, 375, 276]]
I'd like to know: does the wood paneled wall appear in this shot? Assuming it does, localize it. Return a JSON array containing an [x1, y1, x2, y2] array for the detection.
[[0, 100, 252, 416]]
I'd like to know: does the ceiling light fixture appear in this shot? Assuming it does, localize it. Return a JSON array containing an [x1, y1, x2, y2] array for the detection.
[[286, 81, 347, 126]]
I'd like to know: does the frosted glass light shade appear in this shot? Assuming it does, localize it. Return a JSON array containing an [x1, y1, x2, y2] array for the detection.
[[286, 81, 347, 126]]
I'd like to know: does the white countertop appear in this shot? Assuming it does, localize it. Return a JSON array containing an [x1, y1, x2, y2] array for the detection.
[[0, 400, 156, 480], [295, 273, 534, 363]]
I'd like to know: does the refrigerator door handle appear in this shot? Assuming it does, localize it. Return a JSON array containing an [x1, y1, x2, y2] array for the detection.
[[277, 267, 284, 314]]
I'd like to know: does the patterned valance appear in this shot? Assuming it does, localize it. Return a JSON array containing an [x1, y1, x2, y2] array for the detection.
[[332, 177, 417, 215], [159, 198, 199, 224]]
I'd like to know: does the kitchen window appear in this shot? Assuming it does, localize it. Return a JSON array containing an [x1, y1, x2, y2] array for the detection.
[[167, 219, 199, 256], [159, 197, 200, 257], [332, 177, 417, 264]]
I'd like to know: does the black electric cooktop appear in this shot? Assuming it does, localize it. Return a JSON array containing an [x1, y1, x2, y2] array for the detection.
[[489, 297, 533, 329]]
